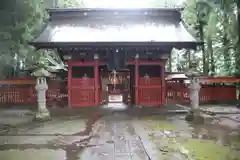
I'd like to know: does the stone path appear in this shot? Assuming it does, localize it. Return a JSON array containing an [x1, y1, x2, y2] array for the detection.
[[0, 114, 150, 160], [176, 104, 240, 129], [0, 107, 239, 160], [200, 106, 240, 114], [80, 115, 149, 160], [0, 118, 88, 160]]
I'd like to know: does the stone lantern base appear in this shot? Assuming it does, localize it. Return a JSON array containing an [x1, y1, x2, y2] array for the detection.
[[35, 108, 51, 121], [185, 109, 204, 124]]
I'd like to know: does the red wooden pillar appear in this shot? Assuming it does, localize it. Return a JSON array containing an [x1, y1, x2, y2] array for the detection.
[[68, 60, 72, 107], [161, 62, 166, 105], [135, 55, 139, 105], [94, 54, 100, 105]]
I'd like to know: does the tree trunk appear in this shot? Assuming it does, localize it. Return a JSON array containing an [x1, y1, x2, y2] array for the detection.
[[235, 0, 240, 75], [207, 37, 214, 74], [187, 50, 191, 68], [198, 21, 207, 75], [223, 11, 231, 73], [169, 54, 172, 72]]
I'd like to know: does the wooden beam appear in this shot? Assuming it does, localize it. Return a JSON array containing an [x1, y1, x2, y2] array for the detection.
[[67, 61, 72, 107]]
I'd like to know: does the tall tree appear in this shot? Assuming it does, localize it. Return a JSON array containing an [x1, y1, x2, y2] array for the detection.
[[183, 0, 237, 76], [0, 0, 46, 78], [235, 0, 240, 75], [0, 0, 83, 78]]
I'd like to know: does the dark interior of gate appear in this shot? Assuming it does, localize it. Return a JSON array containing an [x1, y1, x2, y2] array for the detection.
[[30, 8, 200, 108]]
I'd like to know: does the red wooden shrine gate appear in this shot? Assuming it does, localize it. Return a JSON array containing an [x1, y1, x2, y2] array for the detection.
[[127, 60, 165, 106], [67, 60, 100, 107], [29, 8, 200, 107], [66, 59, 166, 107]]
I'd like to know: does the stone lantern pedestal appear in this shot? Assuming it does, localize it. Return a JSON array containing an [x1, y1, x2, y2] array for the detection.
[[185, 70, 204, 123], [189, 77, 201, 110], [35, 77, 50, 121]]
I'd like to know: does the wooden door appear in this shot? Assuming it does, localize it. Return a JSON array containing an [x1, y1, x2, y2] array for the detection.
[[137, 65, 162, 106], [70, 66, 95, 107]]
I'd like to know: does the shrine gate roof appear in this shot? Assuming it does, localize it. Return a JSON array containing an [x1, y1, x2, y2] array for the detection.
[[30, 8, 201, 49]]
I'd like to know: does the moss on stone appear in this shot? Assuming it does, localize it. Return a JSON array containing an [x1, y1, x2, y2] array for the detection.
[[147, 120, 176, 131], [143, 115, 240, 160], [181, 139, 240, 160], [149, 132, 240, 160]]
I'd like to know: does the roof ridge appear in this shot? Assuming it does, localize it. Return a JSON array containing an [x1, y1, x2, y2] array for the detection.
[[48, 8, 182, 22], [47, 8, 183, 13]]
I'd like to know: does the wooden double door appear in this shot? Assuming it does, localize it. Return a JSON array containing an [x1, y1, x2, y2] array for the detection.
[[68, 62, 164, 107]]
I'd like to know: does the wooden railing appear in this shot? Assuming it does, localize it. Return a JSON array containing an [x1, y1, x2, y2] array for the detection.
[[0, 78, 68, 106], [0, 77, 238, 106], [166, 81, 237, 104]]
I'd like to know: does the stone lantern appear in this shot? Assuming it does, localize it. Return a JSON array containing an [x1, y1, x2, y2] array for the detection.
[[30, 51, 67, 121], [31, 68, 51, 121], [184, 61, 202, 122]]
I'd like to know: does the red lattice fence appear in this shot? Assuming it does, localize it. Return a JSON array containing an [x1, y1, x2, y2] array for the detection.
[[166, 81, 237, 104], [0, 77, 238, 106], [0, 78, 67, 106]]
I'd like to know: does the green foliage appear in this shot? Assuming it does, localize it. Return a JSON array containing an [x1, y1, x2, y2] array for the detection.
[[179, 0, 239, 76], [0, 0, 77, 79], [26, 50, 67, 77], [0, 0, 47, 78]]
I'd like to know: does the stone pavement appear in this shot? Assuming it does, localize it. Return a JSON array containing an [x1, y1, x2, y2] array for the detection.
[[0, 109, 35, 133], [200, 105, 240, 114], [176, 104, 240, 129], [0, 112, 150, 160], [80, 114, 149, 160], [199, 105, 240, 129], [0, 105, 239, 160], [0, 117, 89, 160]]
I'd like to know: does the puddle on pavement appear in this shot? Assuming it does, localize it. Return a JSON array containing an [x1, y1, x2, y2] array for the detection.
[[73, 112, 100, 136], [0, 110, 102, 160]]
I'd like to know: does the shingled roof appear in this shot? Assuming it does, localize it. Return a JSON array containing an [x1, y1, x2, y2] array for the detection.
[[30, 8, 200, 49]]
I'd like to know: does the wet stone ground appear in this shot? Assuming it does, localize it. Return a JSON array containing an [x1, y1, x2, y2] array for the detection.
[[0, 106, 239, 160], [80, 114, 149, 160], [0, 117, 89, 160], [0, 111, 150, 160], [138, 114, 240, 160]]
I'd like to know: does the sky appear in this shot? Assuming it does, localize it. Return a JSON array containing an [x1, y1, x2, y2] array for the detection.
[[82, 0, 186, 8]]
